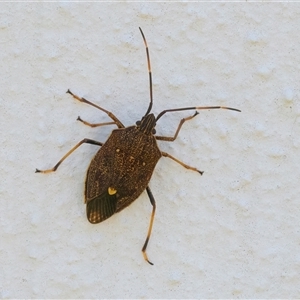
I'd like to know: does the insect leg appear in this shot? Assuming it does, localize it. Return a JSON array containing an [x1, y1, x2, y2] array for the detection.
[[156, 112, 199, 142], [161, 151, 204, 175], [35, 139, 103, 173], [67, 89, 125, 128], [77, 116, 116, 128], [142, 186, 156, 265]]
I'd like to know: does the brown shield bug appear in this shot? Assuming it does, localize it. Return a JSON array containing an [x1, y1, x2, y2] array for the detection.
[[36, 28, 241, 265]]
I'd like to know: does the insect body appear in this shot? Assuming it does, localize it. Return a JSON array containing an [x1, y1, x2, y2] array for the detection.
[[86, 120, 161, 224], [36, 28, 241, 265]]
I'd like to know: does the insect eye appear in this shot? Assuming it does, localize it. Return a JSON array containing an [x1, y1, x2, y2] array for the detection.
[[136, 120, 141, 126], [152, 128, 156, 134]]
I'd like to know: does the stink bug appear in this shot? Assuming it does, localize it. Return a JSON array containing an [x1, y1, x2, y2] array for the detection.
[[36, 28, 241, 265]]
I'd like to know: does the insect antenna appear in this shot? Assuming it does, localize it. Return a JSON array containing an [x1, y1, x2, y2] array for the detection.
[[156, 106, 241, 121], [139, 27, 153, 117]]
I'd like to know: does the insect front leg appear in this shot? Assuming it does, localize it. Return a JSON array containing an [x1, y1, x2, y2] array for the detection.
[[161, 152, 204, 175], [155, 111, 199, 142], [67, 89, 125, 128], [77, 116, 116, 128], [142, 186, 156, 265], [35, 139, 103, 173]]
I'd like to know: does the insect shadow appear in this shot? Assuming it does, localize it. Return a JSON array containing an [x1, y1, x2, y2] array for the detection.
[[36, 27, 241, 265]]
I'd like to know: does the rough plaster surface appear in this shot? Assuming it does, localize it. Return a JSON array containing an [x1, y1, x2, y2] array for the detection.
[[1, 3, 300, 298]]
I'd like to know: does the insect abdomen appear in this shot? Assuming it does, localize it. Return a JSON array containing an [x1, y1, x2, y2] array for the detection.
[[85, 126, 162, 220]]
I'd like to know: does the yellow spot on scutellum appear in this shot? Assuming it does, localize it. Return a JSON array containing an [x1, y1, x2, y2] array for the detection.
[[108, 187, 117, 195]]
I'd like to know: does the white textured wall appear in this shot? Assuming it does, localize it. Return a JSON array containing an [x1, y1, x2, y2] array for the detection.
[[1, 3, 300, 298]]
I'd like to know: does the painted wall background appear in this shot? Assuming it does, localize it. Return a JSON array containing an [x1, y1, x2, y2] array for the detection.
[[1, 2, 300, 298]]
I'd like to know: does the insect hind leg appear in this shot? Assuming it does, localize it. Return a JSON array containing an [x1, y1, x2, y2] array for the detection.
[[142, 186, 156, 265]]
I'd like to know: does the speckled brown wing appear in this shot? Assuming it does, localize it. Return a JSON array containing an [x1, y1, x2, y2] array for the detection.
[[85, 126, 162, 224]]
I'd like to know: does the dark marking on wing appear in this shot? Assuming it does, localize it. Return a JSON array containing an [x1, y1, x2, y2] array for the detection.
[[86, 191, 117, 224]]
